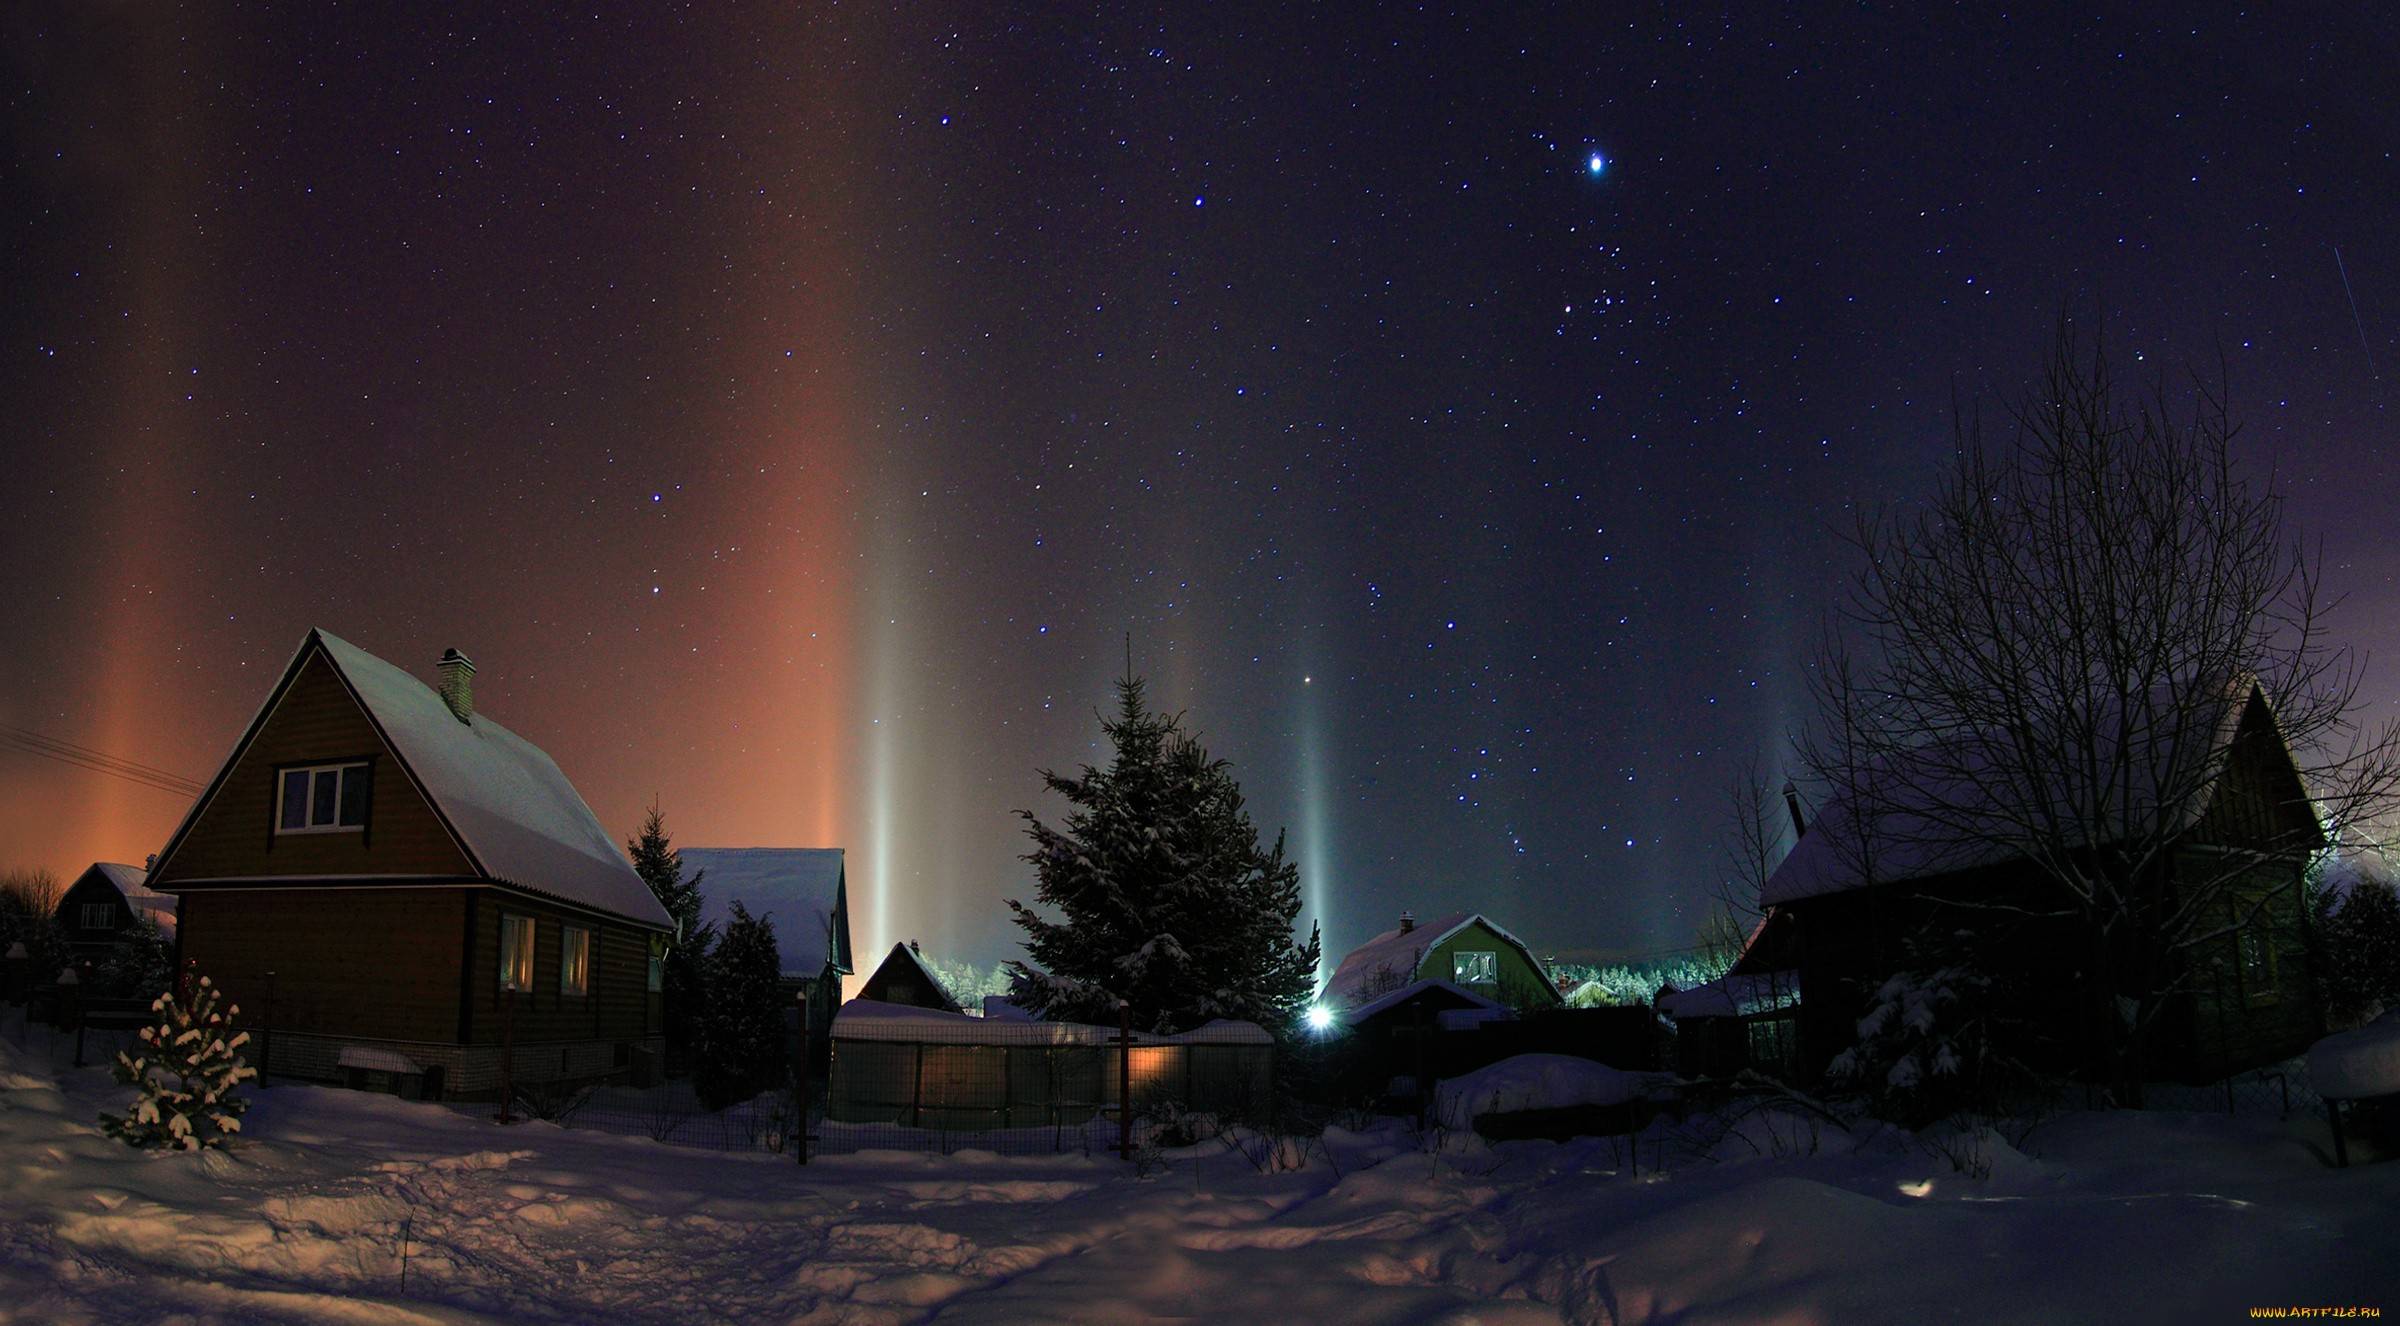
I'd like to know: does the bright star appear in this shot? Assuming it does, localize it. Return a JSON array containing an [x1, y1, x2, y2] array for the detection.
[[1587, 152, 1607, 177]]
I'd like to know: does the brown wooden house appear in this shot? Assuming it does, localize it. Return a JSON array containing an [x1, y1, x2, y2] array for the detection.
[[147, 629, 674, 1099], [1753, 680, 2325, 1087], [856, 941, 960, 1013], [55, 861, 177, 963]]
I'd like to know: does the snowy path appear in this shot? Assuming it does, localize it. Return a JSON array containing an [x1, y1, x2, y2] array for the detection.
[[4, 1043, 2394, 1324]]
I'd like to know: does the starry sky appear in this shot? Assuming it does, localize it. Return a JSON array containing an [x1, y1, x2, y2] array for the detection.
[[3, 4, 2395, 975]]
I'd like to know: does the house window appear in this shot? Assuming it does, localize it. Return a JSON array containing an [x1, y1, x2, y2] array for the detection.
[[1747, 1018, 1798, 1072], [647, 935, 666, 993], [276, 761, 370, 833], [1453, 950, 1498, 984], [560, 925, 591, 997], [79, 902, 114, 931], [2238, 923, 2278, 1005], [499, 914, 536, 992]]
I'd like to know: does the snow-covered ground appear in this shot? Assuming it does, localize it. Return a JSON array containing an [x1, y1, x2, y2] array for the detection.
[[3, 1035, 2394, 1324]]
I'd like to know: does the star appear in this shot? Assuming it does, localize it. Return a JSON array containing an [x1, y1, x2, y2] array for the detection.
[[1587, 152, 1607, 177]]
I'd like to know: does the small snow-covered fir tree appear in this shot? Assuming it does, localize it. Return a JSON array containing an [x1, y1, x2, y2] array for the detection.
[[691, 902, 785, 1111], [101, 974, 255, 1151], [1006, 669, 1321, 1035]]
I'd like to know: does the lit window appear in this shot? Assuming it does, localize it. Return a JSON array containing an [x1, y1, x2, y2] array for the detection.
[[1453, 950, 1498, 984], [500, 914, 536, 992], [80, 903, 114, 930], [561, 925, 590, 997], [647, 935, 666, 993], [276, 761, 371, 833]]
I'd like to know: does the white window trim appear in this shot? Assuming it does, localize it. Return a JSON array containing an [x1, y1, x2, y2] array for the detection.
[[499, 913, 537, 993], [275, 761, 371, 835], [560, 924, 591, 998], [80, 902, 115, 930], [1453, 950, 1499, 984]]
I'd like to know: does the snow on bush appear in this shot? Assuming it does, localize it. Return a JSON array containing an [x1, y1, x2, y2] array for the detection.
[[99, 974, 256, 1151], [2308, 1011, 2400, 1101], [1434, 1053, 1665, 1122]]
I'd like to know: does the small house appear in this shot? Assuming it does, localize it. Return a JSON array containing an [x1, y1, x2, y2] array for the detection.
[[1324, 911, 1560, 1012], [857, 941, 961, 1013], [1760, 679, 2325, 1085], [148, 629, 676, 1099], [55, 862, 177, 962], [678, 847, 854, 1052]]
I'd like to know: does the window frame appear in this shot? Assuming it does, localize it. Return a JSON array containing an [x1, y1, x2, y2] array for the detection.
[[274, 760, 372, 835], [560, 924, 591, 998], [1452, 949, 1499, 985], [79, 902, 115, 931], [2237, 921, 2279, 1007], [499, 913, 537, 993], [646, 935, 666, 994]]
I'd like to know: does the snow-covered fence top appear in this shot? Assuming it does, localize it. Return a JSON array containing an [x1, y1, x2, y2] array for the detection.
[[830, 998, 1272, 1046]]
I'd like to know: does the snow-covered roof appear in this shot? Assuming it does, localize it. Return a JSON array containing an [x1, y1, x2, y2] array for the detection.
[[681, 847, 850, 978], [983, 996, 1033, 1021], [1433, 1054, 1671, 1120], [1342, 977, 1502, 1025], [151, 631, 672, 931], [313, 631, 672, 930], [832, 998, 1270, 1046], [1764, 678, 2288, 907], [1323, 912, 1548, 1008], [866, 942, 960, 1011], [1656, 972, 1801, 1020], [78, 862, 177, 938], [2308, 1011, 2400, 1100]]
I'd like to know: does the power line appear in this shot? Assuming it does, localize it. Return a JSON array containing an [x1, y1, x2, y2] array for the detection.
[[0, 725, 206, 797]]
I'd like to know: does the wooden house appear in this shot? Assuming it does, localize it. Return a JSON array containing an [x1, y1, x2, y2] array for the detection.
[[55, 862, 177, 962], [857, 941, 961, 1013], [147, 629, 675, 1099], [1755, 680, 2325, 1086], [678, 847, 853, 1052], [1323, 911, 1560, 1013]]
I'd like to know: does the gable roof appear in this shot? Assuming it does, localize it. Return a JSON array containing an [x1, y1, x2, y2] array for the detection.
[[863, 942, 959, 1011], [1322, 911, 1548, 1008], [1342, 977, 1503, 1025], [1763, 678, 2303, 908], [679, 847, 852, 978], [151, 629, 672, 931]]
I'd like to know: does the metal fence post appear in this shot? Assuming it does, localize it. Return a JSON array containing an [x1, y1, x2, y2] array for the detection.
[[1117, 1000, 1133, 1162], [793, 989, 811, 1165]]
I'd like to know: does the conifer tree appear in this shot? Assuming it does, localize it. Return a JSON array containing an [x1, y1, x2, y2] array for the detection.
[[628, 800, 712, 1062], [691, 902, 786, 1111], [1006, 671, 1322, 1034], [101, 974, 255, 1151]]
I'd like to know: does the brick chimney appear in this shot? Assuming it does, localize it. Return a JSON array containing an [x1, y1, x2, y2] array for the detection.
[[1398, 910, 1415, 935], [437, 649, 476, 723]]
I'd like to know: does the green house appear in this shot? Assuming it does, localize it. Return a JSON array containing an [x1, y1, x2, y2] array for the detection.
[[1324, 911, 1559, 1011]]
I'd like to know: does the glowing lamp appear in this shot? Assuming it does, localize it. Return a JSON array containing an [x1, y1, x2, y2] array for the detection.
[[1305, 1004, 1335, 1032]]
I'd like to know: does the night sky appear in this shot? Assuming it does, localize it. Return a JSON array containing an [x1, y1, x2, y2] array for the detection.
[[3, 5, 2394, 974]]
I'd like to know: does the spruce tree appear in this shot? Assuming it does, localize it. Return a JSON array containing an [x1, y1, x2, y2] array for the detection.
[[101, 974, 255, 1150], [691, 902, 786, 1111], [1006, 671, 1322, 1034], [628, 800, 712, 1065]]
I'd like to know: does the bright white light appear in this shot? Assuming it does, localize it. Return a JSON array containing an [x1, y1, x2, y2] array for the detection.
[[1587, 152, 1607, 176], [1305, 1004, 1335, 1032]]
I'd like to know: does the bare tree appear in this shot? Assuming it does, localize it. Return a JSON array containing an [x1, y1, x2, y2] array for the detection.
[[1799, 319, 2400, 1100]]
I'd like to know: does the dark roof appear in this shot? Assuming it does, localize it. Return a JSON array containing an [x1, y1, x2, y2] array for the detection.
[[680, 847, 852, 978], [1764, 678, 2295, 906]]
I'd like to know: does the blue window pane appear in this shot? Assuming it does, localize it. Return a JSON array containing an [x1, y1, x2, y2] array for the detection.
[[312, 769, 339, 826], [280, 770, 309, 829]]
